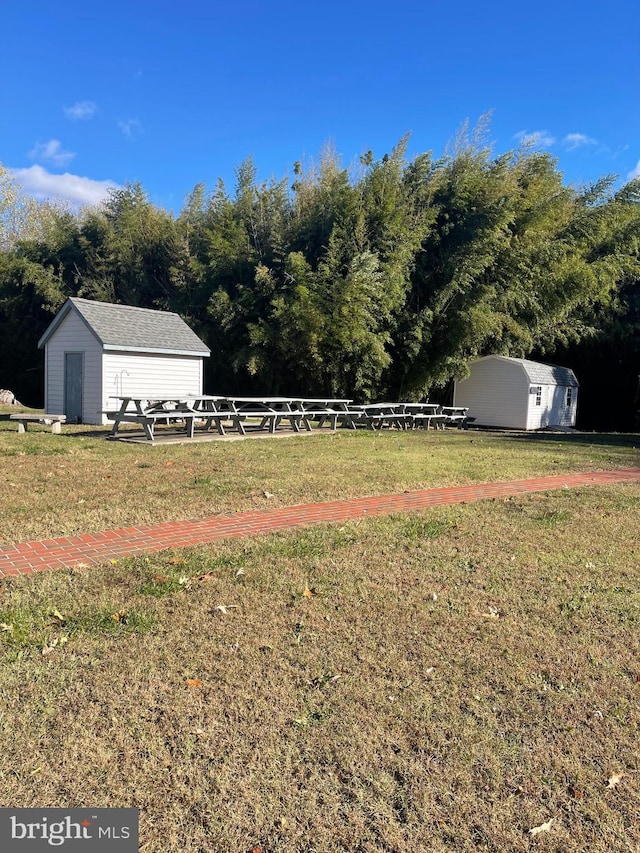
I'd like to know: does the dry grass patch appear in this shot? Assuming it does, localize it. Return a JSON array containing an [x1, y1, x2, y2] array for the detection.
[[1, 484, 639, 851], [1, 418, 638, 543]]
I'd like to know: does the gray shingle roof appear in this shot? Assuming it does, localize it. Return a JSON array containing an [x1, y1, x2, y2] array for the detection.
[[39, 298, 210, 356], [506, 357, 578, 387]]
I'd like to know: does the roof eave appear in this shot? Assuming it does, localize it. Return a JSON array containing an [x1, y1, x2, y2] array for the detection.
[[103, 345, 210, 357]]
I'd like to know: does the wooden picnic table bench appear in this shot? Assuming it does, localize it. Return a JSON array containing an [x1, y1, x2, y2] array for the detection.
[[10, 413, 66, 434], [295, 399, 353, 430], [398, 403, 446, 430], [343, 403, 414, 430], [106, 397, 199, 442], [216, 398, 305, 435], [440, 406, 470, 428], [106, 409, 197, 442]]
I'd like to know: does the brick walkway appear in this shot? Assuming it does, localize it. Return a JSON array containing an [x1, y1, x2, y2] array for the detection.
[[1, 468, 639, 579]]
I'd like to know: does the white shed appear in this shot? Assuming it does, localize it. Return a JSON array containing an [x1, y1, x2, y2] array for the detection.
[[38, 298, 210, 424], [453, 355, 579, 430]]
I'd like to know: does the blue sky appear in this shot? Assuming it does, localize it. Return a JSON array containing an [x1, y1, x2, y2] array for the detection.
[[3, 0, 639, 212]]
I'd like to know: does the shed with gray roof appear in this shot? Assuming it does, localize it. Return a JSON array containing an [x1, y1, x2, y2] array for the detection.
[[38, 298, 210, 424], [453, 355, 579, 430]]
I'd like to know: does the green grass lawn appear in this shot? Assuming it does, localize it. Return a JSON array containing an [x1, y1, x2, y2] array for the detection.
[[1, 422, 639, 851], [0, 414, 638, 543]]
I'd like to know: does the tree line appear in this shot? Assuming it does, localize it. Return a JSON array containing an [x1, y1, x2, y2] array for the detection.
[[1, 127, 639, 428]]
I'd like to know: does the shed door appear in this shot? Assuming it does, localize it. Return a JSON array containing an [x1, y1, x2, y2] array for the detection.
[[64, 352, 84, 423], [549, 385, 573, 426]]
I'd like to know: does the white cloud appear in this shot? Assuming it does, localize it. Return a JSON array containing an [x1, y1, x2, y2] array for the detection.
[[64, 100, 97, 120], [628, 161, 640, 180], [514, 130, 556, 147], [28, 139, 76, 167], [11, 165, 118, 207], [118, 118, 143, 138], [562, 133, 597, 151]]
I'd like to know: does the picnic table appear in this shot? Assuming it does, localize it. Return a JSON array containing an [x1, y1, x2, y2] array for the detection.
[[106, 396, 201, 441], [397, 402, 446, 430], [294, 398, 353, 430], [345, 403, 414, 430], [105, 395, 351, 441], [440, 406, 470, 428], [104, 394, 468, 442], [210, 397, 307, 435]]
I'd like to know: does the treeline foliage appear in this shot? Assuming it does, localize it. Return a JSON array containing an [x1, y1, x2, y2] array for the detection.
[[1, 133, 639, 426]]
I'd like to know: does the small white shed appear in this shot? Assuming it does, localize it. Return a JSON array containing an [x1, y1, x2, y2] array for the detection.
[[453, 355, 579, 430], [38, 298, 210, 424]]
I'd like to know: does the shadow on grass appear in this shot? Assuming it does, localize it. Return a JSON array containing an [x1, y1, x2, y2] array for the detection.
[[488, 428, 640, 450]]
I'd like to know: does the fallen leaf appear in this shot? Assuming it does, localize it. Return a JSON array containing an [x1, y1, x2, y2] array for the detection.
[[42, 637, 62, 656], [196, 573, 215, 582], [529, 818, 553, 836], [302, 586, 320, 598], [214, 605, 239, 615], [482, 606, 500, 619], [178, 575, 191, 586], [263, 490, 275, 499], [569, 787, 584, 800], [49, 608, 66, 626], [606, 772, 624, 789], [168, 558, 185, 565], [185, 678, 202, 687]]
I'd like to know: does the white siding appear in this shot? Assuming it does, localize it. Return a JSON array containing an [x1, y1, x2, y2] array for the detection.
[[102, 351, 203, 424], [526, 384, 578, 429], [454, 358, 530, 428], [525, 384, 549, 430], [45, 314, 205, 425], [454, 355, 579, 430], [547, 385, 578, 427], [44, 311, 102, 422]]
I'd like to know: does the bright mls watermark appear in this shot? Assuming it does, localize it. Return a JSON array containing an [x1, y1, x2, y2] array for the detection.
[[0, 809, 138, 851]]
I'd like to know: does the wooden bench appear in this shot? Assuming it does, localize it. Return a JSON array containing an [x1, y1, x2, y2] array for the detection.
[[230, 410, 299, 435], [106, 410, 197, 442], [299, 408, 341, 430], [10, 414, 66, 434], [411, 413, 447, 430], [440, 407, 470, 428], [366, 412, 414, 430]]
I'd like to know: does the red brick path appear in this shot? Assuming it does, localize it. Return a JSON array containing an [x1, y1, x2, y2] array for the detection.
[[1, 468, 639, 578]]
